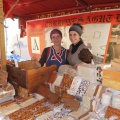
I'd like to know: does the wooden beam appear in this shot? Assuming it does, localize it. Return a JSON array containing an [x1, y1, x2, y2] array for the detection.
[[0, 0, 6, 70]]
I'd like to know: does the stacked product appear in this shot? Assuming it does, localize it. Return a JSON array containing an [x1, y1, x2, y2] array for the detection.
[[0, 70, 15, 103]]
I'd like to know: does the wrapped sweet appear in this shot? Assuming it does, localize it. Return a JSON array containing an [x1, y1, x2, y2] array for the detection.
[[37, 84, 50, 97], [112, 94, 120, 110], [58, 65, 77, 76], [0, 83, 15, 103]]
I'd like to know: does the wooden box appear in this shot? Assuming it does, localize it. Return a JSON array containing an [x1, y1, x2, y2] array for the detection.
[[18, 86, 29, 99], [18, 60, 37, 70], [6, 63, 57, 94]]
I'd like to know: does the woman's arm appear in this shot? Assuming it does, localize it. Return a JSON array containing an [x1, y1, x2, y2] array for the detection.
[[74, 48, 93, 69], [78, 48, 93, 63], [39, 48, 48, 67]]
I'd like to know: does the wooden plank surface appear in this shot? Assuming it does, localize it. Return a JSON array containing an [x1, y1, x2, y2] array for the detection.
[[0, 0, 6, 70]]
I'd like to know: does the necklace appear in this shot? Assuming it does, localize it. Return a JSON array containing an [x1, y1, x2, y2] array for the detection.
[[53, 46, 62, 53]]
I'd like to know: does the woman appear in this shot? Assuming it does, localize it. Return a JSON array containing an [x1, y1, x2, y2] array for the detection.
[[67, 23, 93, 69], [34, 29, 68, 68]]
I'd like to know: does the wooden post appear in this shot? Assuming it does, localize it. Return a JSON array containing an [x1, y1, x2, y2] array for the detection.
[[0, 0, 6, 70]]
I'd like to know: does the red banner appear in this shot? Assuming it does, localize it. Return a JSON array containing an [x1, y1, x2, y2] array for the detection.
[[27, 10, 120, 63]]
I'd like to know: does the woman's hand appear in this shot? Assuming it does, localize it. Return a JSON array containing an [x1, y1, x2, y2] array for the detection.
[[35, 61, 41, 68], [74, 62, 86, 69], [31, 56, 37, 61]]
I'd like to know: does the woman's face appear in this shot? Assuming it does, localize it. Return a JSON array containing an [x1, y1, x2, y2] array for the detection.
[[69, 31, 80, 45], [51, 33, 62, 46]]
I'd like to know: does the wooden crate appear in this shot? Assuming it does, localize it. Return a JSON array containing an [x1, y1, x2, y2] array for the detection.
[[6, 63, 58, 95], [18, 60, 36, 70]]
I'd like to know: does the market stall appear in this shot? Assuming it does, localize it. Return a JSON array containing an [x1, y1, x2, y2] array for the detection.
[[0, 0, 120, 120]]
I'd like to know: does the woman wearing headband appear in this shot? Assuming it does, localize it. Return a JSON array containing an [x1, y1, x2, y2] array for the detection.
[[67, 23, 93, 69], [34, 28, 68, 68]]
